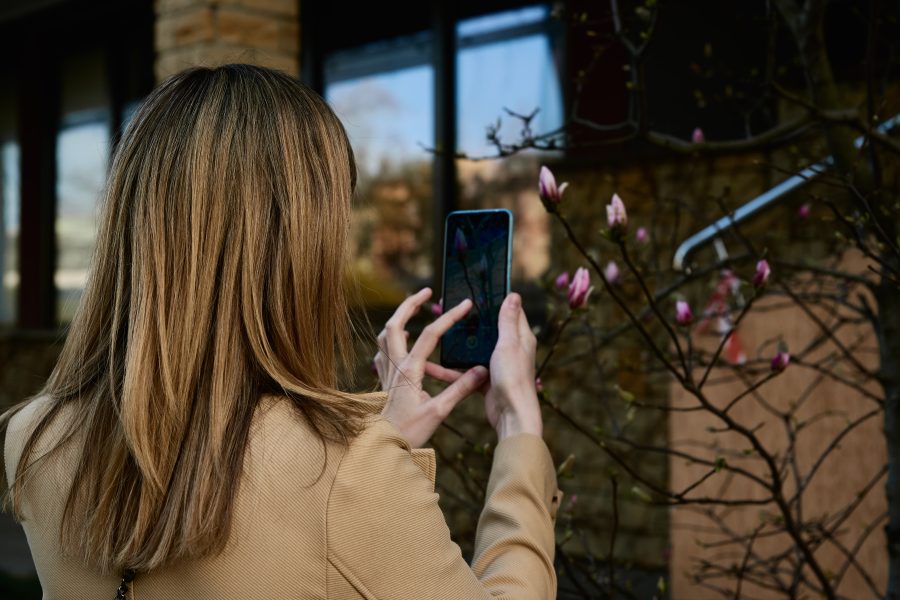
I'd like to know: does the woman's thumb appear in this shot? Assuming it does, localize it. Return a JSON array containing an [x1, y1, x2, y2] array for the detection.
[[497, 293, 521, 342]]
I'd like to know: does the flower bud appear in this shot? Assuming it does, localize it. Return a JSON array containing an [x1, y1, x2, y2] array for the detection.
[[568, 267, 593, 309], [636, 227, 649, 244], [555, 271, 570, 290], [675, 300, 693, 326], [606, 193, 628, 233], [692, 127, 705, 143], [752, 259, 771, 289], [771, 351, 790, 373], [538, 165, 568, 205], [604, 260, 621, 285], [454, 229, 467, 257]]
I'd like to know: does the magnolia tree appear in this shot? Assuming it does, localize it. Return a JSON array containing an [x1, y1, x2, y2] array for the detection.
[[416, 1, 900, 598]]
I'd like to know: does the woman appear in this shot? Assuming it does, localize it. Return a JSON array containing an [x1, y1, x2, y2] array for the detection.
[[2, 65, 560, 599]]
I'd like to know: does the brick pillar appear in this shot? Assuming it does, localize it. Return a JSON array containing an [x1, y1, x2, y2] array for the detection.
[[154, 0, 299, 83]]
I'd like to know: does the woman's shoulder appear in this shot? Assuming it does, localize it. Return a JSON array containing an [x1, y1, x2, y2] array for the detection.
[[4, 396, 58, 479]]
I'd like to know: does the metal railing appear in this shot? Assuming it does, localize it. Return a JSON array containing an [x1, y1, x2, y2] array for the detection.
[[673, 113, 900, 272]]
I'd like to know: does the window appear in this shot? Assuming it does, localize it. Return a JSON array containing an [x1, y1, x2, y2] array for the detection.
[[316, 3, 564, 298], [56, 49, 112, 322], [0, 72, 18, 325], [1, 138, 18, 325], [456, 5, 563, 282], [0, 0, 152, 329]]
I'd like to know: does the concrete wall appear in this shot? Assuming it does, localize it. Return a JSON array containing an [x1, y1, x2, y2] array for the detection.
[[669, 251, 886, 598]]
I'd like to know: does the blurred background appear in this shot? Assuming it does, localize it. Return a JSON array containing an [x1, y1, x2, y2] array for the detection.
[[0, 0, 897, 598]]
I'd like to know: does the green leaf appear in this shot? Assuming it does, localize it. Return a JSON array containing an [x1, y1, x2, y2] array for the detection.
[[657, 576, 667, 594], [715, 456, 728, 473], [632, 486, 652, 503], [617, 387, 636, 403]]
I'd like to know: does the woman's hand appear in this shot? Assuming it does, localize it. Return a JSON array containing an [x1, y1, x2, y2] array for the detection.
[[374, 288, 488, 448], [420, 293, 544, 442], [482, 293, 543, 441]]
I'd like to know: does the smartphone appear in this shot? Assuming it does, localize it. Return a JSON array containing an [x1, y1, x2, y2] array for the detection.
[[440, 209, 513, 368]]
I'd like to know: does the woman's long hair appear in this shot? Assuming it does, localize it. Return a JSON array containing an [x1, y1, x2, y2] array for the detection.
[[0, 64, 381, 572]]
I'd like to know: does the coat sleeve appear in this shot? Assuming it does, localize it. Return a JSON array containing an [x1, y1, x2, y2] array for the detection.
[[325, 418, 560, 600]]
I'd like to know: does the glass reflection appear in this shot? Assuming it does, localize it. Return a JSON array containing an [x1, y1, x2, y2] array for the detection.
[[456, 5, 563, 281], [327, 63, 434, 302], [1, 141, 18, 324], [56, 122, 109, 322]]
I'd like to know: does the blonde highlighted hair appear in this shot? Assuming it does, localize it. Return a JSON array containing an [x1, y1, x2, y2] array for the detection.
[[1, 64, 380, 572]]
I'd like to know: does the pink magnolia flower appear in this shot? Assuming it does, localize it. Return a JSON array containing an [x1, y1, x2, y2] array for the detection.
[[771, 351, 791, 373], [692, 127, 705, 143], [675, 300, 693, 326], [568, 267, 593, 309], [604, 260, 621, 285], [752, 259, 771, 289], [538, 165, 568, 204], [555, 271, 570, 290], [636, 227, 649, 244], [430, 300, 443, 316], [454, 228, 467, 257], [606, 193, 628, 232], [798, 203, 811, 219]]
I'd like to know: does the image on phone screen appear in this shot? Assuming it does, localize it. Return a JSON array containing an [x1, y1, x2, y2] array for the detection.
[[440, 209, 512, 368]]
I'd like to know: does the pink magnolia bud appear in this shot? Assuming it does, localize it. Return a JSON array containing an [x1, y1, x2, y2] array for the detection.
[[604, 260, 621, 285], [476, 254, 489, 276], [771, 351, 791, 373], [752, 259, 771, 289], [636, 227, 649, 244], [430, 300, 443, 316], [535, 377, 544, 393], [568, 267, 593, 309], [453, 228, 467, 257], [538, 165, 568, 204], [606, 193, 628, 232], [798, 203, 811, 219], [675, 300, 693, 326], [554, 271, 570, 289], [692, 127, 705, 143]]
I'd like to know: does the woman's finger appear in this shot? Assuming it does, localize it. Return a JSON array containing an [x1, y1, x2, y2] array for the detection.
[[381, 288, 432, 360], [407, 298, 472, 363], [424, 361, 464, 383], [497, 293, 522, 344], [431, 366, 488, 418]]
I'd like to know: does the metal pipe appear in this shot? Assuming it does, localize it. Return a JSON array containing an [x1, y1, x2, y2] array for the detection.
[[673, 113, 900, 272]]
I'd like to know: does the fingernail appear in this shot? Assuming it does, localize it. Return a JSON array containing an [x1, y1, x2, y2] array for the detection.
[[459, 298, 472, 308], [473, 366, 488, 378], [509, 293, 520, 308]]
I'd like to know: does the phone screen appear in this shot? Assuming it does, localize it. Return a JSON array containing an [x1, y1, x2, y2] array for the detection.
[[440, 209, 512, 368]]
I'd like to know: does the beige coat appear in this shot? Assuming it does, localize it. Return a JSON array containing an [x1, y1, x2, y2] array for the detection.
[[4, 395, 561, 599]]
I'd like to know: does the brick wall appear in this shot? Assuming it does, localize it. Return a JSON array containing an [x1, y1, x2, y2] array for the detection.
[[155, 0, 299, 82]]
